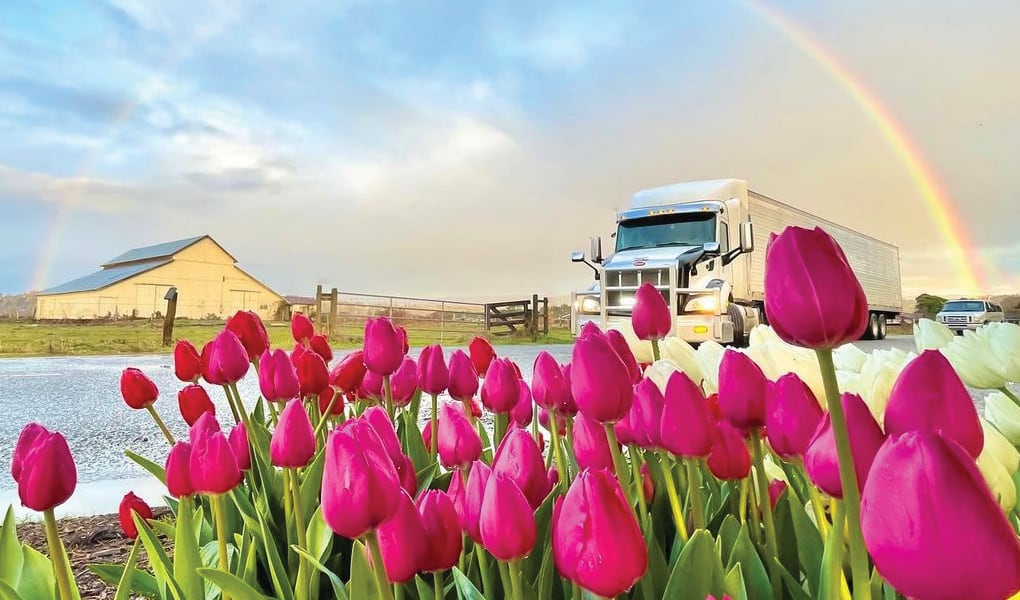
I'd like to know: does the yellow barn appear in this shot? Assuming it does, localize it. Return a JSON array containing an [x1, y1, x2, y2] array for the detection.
[[35, 235, 284, 320]]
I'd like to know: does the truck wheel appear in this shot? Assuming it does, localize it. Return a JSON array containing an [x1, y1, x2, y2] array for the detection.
[[728, 303, 746, 347], [877, 314, 887, 340], [862, 313, 879, 340]]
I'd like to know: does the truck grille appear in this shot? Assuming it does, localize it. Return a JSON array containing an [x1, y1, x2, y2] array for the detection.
[[945, 316, 969, 324], [603, 268, 670, 316]]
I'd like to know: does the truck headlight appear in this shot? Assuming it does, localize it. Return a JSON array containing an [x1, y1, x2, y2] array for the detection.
[[575, 296, 601, 314], [685, 295, 718, 314]]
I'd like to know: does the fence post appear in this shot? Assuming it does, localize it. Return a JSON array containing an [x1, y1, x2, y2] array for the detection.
[[543, 297, 549, 334], [328, 288, 338, 338], [315, 285, 323, 331], [440, 301, 446, 344], [531, 294, 539, 341], [484, 304, 491, 333]]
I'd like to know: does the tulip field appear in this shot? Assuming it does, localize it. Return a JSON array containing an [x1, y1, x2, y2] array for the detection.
[[3, 225, 1020, 600]]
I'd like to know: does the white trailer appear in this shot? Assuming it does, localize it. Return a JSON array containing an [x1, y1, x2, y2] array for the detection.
[[569, 179, 903, 345]]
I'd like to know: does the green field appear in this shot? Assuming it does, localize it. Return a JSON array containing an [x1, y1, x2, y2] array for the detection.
[[0, 320, 575, 357]]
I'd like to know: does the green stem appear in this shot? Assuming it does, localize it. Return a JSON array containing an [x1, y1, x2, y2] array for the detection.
[[826, 500, 848, 599], [750, 429, 782, 599], [629, 446, 650, 531], [603, 424, 632, 494], [314, 390, 340, 438], [658, 455, 689, 542], [430, 393, 439, 459], [508, 559, 523, 600], [748, 472, 763, 544], [366, 532, 395, 600], [383, 375, 395, 420], [395, 583, 405, 600], [210, 494, 231, 600], [433, 571, 443, 600], [494, 412, 508, 448], [572, 584, 582, 600], [738, 478, 749, 524], [266, 399, 280, 426], [145, 404, 175, 445], [476, 546, 495, 599], [43, 509, 75, 600], [497, 560, 511, 597], [549, 415, 568, 491], [816, 348, 872, 600], [651, 338, 661, 362], [806, 479, 831, 537], [223, 387, 242, 424], [228, 383, 252, 432], [290, 468, 309, 600], [685, 458, 706, 531], [564, 417, 579, 477], [1000, 386, 1020, 407]]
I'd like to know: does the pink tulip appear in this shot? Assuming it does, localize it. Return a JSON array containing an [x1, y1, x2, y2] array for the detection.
[[640, 463, 654, 504], [617, 378, 665, 449], [418, 344, 449, 396], [188, 413, 242, 495], [259, 349, 300, 402], [270, 399, 316, 468], [447, 350, 479, 402], [225, 310, 269, 362], [165, 441, 194, 498], [462, 460, 492, 543], [481, 358, 522, 413], [359, 369, 383, 401], [228, 423, 251, 471], [422, 422, 436, 453], [362, 406, 403, 466], [291, 312, 315, 344], [861, 432, 1020, 600], [363, 317, 406, 376], [532, 351, 571, 412], [309, 334, 333, 364], [660, 371, 714, 458], [469, 337, 497, 377], [330, 350, 367, 393], [296, 349, 330, 398], [884, 349, 984, 459], [512, 381, 534, 427], [389, 357, 419, 407], [573, 411, 616, 471], [553, 468, 648, 597], [607, 329, 642, 383], [416, 491, 463, 572], [571, 326, 634, 423], [539, 407, 569, 435], [396, 454, 417, 496], [717, 350, 768, 429], [375, 490, 426, 583], [203, 329, 250, 385], [559, 363, 578, 415], [768, 480, 787, 509], [707, 421, 750, 481], [321, 417, 401, 538], [446, 470, 466, 527], [438, 402, 482, 469], [804, 393, 886, 498], [765, 373, 824, 459], [631, 282, 672, 341], [763, 226, 869, 348], [493, 426, 549, 509], [174, 340, 202, 382], [479, 473, 537, 561], [13, 424, 77, 512]]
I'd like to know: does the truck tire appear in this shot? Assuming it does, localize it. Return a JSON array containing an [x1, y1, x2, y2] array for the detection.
[[877, 314, 887, 340], [862, 313, 879, 340], [728, 303, 746, 347]]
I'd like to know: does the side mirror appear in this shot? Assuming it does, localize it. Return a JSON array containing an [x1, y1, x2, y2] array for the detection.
[[590, 236, 604, 264], [571, 251, 585, 263], [740, 221, 754, 253], [702, 241, 721, 255]]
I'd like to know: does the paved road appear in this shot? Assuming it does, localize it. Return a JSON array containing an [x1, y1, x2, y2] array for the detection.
[[0, 335, 928, 517]]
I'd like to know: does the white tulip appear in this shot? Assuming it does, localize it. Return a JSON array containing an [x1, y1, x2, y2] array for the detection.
[[659, 337, 705, 385], [743, 336, 826, 405], [696, 340, 725, 394], [982, 322, 1020, 383], [836, 370, 863, 397], [980, 418, 1020, 474], [913, 318, 955, 352], [613, 323, 656, 364], [941, 330, 1009, 389], [748, 324, 784, 347], [644, 359, 682, 394], [855, 348, 915, 426], [763, 454, 789, 483], [833, 343, 868, 374], [976, 451, 1017, 513], [984, 391, 1020, 445]]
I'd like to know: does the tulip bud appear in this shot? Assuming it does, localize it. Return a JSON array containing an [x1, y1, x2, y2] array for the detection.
[[695, 341, 725, 394], [375, 490, 426, 583], [572, 409, 615, 471], [640, 463, 655, 504], [362, 406, 403, 463], [118, 491, 154, 539], [804, 393, 885, 498], [322, 417, 402, 538], [270, 399, 316, 468], [306, 334, 333, 364], [560, 363, 579, 416], [330, 350, 367, 393], [396, 453, 418, 496], [317, 388, 344, 416], [225, 310, 269, 362], [469, 336, 496, 377], [512, 382, 534, 427], [359, 369, 383, 401], [447, 350, 479, 402], [833, 343, 868, 373], [418, 344, 450, 396], [660, 371, 714, 458], [765, 373, 823, 459], [532, 351, 571, 412], [553, 468, 648, 597], [296, 349, 330, 398], [985, 391, 1020, 445], [861, 432, 1020, 600], [259, 349, 300, 402], [548, 466, 560, 490], [165, 441, 194, 498], [189, 413, 242, 495], [571, 327, 634, 424], [416, 491, 463, 572], [976, 451, 1017, 512], [389, 357, 419, 407], [884, 349, 984, 458], [364, 317, 407, 376], [479, 473, 537, 561], [422, 422, 436, 453], [632, 282, 672, 341], [463, 460, 492, 543], [913, 318, 956, 352], [174, 340, 202, 382], [763, 226, 870, 348], [228, 423, 251, 471], [768, 480, 787, 509], [204, 329, 250, 385], [659, 337, 705, 385], [438, 402, 483, 469], [178, 384, 216, 427], [14, 424, 77, 511], [120, 367, 158, 409], [493, 426, 549, 509], [707, 421, 750, 481], [607, 329, 642, 383], [717, 350, 768, 430], [291, 312, 315, 344], [481, 358, 522, 413], [539, 407, 569, 435], [981, 418, 1020, 474]]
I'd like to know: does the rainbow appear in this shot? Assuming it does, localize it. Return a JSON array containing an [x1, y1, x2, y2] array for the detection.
[[741, 0, 991, 294]]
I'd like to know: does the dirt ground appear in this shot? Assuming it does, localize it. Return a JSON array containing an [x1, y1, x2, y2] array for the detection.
[[17, 509, 170, 600]]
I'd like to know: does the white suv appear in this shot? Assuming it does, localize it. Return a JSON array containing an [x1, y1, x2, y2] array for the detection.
[[936, 299, 1005, 333]]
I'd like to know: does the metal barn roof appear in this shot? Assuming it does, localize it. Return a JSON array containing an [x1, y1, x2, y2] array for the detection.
[[101, 235, 209, 267], [39, 260, 172, 295]]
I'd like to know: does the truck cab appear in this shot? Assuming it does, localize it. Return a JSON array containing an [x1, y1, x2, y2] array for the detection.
[[936, 299, 1005, 333]]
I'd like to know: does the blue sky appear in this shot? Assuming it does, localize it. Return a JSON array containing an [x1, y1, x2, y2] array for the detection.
[[1, 0, 1018, 300]]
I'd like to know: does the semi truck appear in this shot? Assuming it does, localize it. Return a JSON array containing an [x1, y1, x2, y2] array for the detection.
[[569, 178, 903, 345]]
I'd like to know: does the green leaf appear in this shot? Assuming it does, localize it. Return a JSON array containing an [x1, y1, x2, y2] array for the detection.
[[88, 564, 159, 598], [197, 568, 272, 599], [299, 449, 326, 523], [715, 515, 741, 565], [788, 493, 823, 595], [774, 561, 814, 600], [0, 580, 25, 600], [290, 545, 349, 600], [173, 497, 205, 600], [773, 492, 801, 580], [726, 525, 770, 600], [256, 514, 294, 600], [113, 540, 143, 600], [723, 563, 748, 600], [125, 449, 167, 483], [401, 409, 431, 474], [662, 529, 725, 600], [132, 512, 186, 600], [17, 547, 55, 600], [645, 521, 670, 595], [0, 507, 23, 589], [347, 540, 375, 599], [415, 463, 441, 497], [414, 574, 433, 600], [451, 567, 486, 600], [148, 520, 177, 541]]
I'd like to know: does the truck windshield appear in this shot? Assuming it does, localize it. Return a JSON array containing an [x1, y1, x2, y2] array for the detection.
[[616, 212, 716, 252], [942, 301, 985, 312]]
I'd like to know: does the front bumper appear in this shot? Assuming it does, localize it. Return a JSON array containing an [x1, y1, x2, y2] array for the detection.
[[575, 314, 734, 345], [942, 321, 983, 332]]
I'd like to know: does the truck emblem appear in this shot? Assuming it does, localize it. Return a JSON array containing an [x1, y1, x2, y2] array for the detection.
[[633, 259, 646, 266]]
